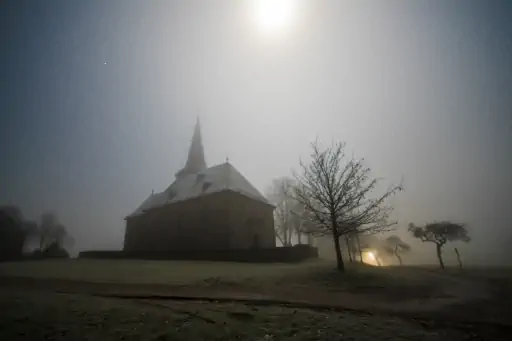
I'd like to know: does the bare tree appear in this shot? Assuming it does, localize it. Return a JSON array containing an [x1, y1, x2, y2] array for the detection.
[[294, 140, 403, 272], [408, 221, 470, 269], [289, 205, 304, 244], [39, 212, 73, 251], [345, 230, 366, 262], [0, 206, 38, 260], [383, 235, 411, 265], [266, 177, 296, 246], [290, 203, 317, 246]]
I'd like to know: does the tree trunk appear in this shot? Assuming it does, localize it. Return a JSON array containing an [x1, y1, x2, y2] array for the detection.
[[333, 234, 345, 272], [355, 232, 363, 262], [395, 253, 402, 265], [351, 233, 358, 261], [276, 233, 285, 247], [287, 224, 293, 245], [282, 219, 288, 246], [331, 217, 345, 272], [345, 235, 353, 262], [297, 225, 302, 244], [395, 245, 403, 265], [454, 248, 462, 269], [436, 244, 445, 269]]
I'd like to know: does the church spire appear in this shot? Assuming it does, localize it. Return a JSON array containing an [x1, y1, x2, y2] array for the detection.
[[175, 118, 207, 179]]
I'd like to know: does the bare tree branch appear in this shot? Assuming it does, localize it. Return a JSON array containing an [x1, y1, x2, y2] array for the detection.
[[266, 177, 297, 246], [293, 140, 403, 272]]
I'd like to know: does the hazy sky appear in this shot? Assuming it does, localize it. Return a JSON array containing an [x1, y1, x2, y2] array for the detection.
[[1, 1, 511, 264]]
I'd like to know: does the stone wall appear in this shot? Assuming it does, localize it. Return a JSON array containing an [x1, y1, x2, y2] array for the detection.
[[123, 190, 275, 252], [81, 245, 318, 263], [226, 192, 276, 249]]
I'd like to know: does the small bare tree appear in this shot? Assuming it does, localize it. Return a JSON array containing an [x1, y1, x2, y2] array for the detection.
[[0, 206, 38, 260], [266, 177, 296, 246], [289, 205, 304, 244], [290, 203, 317, 246], [383, 235, 411, 265], [39, 212, 73, 251], [408, 221, 470, 269], [294, 140, 403, 272]]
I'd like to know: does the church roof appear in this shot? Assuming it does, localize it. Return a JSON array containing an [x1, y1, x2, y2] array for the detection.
[[126, 162, 271, 218], [126, 119, 271, 219]]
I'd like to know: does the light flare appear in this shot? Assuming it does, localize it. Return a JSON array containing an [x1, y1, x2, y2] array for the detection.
[[362, 250, 381, 266]]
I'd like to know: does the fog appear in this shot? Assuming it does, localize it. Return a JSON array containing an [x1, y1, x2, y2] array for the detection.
[[1, 1, 511, 266]]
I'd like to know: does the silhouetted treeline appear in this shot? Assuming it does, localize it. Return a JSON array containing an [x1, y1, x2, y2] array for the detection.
[[0, 206, 73, 261]]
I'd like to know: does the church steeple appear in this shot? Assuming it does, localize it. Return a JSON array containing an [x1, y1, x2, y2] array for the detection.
[[175, 118, 207, 179]]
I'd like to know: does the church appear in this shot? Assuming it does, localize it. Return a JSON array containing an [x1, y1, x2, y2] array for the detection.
[[123, 120, 276, 252]]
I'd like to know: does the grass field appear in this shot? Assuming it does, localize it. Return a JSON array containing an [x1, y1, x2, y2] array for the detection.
[[0, 259, 315, 284], [1, 259, 511, 340], [0, 291, 493, 341], [0, 259, 471, 310]]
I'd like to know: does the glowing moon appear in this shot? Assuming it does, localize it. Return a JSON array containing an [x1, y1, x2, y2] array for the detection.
[[253, 0, 296, 35]]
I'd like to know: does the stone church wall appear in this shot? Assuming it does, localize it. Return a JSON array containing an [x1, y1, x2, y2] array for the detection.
[[124, 191, 275, 252], [226, 192, 276, 249]]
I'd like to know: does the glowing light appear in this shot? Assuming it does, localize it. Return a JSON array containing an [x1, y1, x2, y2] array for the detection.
[[253, 0, 297, 35], [362, 250, 381, 266]]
